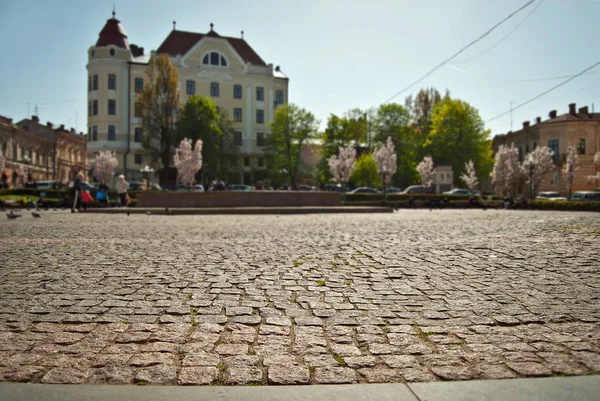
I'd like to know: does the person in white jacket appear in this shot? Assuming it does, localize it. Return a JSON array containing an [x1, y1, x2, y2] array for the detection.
[[115, 175, 129, 206]]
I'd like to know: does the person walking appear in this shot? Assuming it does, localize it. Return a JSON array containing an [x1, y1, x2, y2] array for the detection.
[[71, 171, 92, 212], [116, 175, 129, 207], [97, 180, 110, 207]]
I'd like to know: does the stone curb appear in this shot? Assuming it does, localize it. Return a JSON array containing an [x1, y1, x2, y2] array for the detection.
[[84, 206, 394, 215]]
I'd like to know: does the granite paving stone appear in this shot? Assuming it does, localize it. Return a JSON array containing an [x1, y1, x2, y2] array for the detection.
[[0, 210, 598, 385]]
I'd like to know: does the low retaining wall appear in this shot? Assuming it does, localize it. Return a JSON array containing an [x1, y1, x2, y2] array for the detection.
[[136, 191, 341, 208]]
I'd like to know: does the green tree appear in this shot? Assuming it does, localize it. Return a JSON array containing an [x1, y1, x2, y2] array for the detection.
[[425, 98, 493, 187], [138, 54, 180, 177], [215, 109, 240, 181], [175, 96, 222, 180], [350, 153, 381, 188], [265, 104, 319, 187], [372, 103, 420, 189]]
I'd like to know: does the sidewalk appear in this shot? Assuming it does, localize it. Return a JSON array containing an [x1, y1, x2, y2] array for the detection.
[[85, 206, 393, 215], [1, 376, 598, 401]]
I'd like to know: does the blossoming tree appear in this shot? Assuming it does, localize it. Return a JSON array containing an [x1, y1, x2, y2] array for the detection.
[[91, 151, 118, 185], [373, 136, 397, 196], [562, 145, 578, 199], [416, 156, 435, 190], [491, 143, 520, 198], [174, 138, 203, 188], [521, 145, 555, 199], [328, 144, 356, 190], [586, 151, 600, 188], [460, 159, 479, 191]]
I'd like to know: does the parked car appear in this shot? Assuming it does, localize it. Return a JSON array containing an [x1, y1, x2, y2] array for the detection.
[[443, 188, 481, 196], [127, 182, 162, 191], [296, 185, 317, 191], [324, 184, 344, 192], [386, 187, 402, 194], [570, 191, 600, 202], [162, 185, 187, 192], [400, 185, 431, 194], [226, 184, 252, 191], [349, 187, 379, 194], [35, 180, 58, 190], [185, 185, 205, 192], [536, 191, 567, 201]]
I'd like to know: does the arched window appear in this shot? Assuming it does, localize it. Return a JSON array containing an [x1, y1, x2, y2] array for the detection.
[[202, 52, 227, 67]]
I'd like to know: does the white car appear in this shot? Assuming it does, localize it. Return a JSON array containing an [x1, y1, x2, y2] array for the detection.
[[536, 192, 567, 201]]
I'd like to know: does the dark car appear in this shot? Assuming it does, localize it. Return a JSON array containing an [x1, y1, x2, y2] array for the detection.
[[296, 185, 317, 191], [226, 184, 252, 191], [324, 184, 344, 192], [349, 187, 379, 194]]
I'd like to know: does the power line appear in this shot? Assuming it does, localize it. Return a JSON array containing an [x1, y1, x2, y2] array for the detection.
[[485, 60, 600, 123], [453, 0, 544, 64], [503, 69, 598, 82], [382, 0, 537, 104]]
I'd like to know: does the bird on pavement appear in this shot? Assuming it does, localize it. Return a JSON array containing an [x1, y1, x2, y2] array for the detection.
[[7, 213, 21, 219], [165, 207, 169, 214], [146, 211, 151, 216], [126, 211, 130, 216], [32, 212, 41, 218]]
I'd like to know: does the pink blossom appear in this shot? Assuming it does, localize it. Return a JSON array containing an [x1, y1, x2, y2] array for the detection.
[[521, 145, 555, 197], [491, 143, 520, 197], [416, 156, 435, 189], [91, 151, 118, 184], [460, 160, 479, 190], [328, 145, 356, 185], [586, 151, 600, 187], [174, 138, 203, 187], [373, 136, 397, 185], [562, 145, 578, 197]]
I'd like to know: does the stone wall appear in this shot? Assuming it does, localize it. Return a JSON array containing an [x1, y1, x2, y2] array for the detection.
[[137, 191, 341, 208]]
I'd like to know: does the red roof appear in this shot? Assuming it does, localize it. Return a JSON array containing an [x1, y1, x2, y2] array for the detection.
[[96, 17, 130, 49], [156, 30, 266, 66], [546, 112, 600, 123]]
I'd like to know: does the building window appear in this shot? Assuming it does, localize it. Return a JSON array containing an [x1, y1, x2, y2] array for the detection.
[[244, 157, 250, 167], [256, 132, 265, 147], [552, 170, 559, 187], [577, 138, 586, 155], [88, 76, 92, 92], [135, 154, 142, 164], [258, 157, 264, 168], [234, 84, 242, 99], [134, 128, 142, 143], [525, 144, 529, 154], [108, 125, 116, 141], [186, 80, 195, 95], [256, 109, 264, 124], [234, 108, 242, 122], [88, 101, 92, 116], [276, 90, 284, 105], [109, 48, 116, 57], [93, 75, 98, 90], [93, 100, 98, 115], [2, 143, 7, 156], [108, 74, 116, 90], [12, 144, 17, 160], [92, 126, 98, 141], [87, 127, 91, 141], [108, 99, 116, 115], [518, 146, 523, 162], [256, 87, 264, 101], [210, 82, 219, 97], [134, 77, 144, 92], [234, 131, 242, 146], [202, 52, 228, 67], [134, 102, 142, 118], [548, 139, 559, 162]]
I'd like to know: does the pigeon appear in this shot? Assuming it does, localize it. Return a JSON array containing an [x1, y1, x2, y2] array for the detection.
[[146, 211, 151, 216], [7, 213, 21, 219], [127, 211, 130, 216], [32, 212, 41, 218], [165, 207, 169, 214]]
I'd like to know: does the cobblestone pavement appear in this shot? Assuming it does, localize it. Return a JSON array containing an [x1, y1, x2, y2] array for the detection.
[[0, 210, 599, 385]]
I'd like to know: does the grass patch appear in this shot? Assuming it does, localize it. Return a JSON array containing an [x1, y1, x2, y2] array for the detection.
[[330, 262, 339, 269], [187, 293, 193, 299], [344, 280, 352, 286], [247, 381, 262, 386], [292, 261, 304, 267], [247, 348, 256, 356], [316, 280, 326, 287], [308, 365, 316, 374], [332, 354, 347, 366]]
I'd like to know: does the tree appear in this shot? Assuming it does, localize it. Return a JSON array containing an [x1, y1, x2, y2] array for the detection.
[[173, 138, 203, 187], [91, 151, 118, 184], [460, 160, 479, 190], [328, 145, 356, 189], [372, 103, 419, 188], [586, 152, 600, 188], [491, 144, 520, 197], [425, 98, 494, 187], [416, 156, 435, 190], [265, 104, 318, 187], [175, 96, 222, 181], [563, 145, 578, 199], [373, 136, 397, 194], [350, 153, 381, 188], [215, 109, 240, 182], [404, 87, 444, 137], [522, 146, 554, 199], [138, 54, 181, 184]]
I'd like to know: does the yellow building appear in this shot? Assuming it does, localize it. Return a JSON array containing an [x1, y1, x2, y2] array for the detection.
[[87, 12, 289, 184]]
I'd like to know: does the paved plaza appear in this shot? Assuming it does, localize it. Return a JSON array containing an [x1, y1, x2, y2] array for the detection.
[[0, 210, 598, 385]]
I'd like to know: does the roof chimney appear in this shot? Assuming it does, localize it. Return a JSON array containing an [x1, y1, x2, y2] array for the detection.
[[59, 124, 65, 130], [32, 115, 39, 123], [522, 121, 530, 129], [70, 128, 75, 133], [578, 106, 588, 115], [536, 117, 541, 124], [569, 103, 576, 114], [549, 110, 557, 119], [46, 122, 53, 128]]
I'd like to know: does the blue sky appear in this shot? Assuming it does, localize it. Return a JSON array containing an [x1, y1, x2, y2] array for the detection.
[[0, 0, 599, 137]]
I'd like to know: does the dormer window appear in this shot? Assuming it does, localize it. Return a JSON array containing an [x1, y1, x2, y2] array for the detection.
[[202, 52, 227, 67]]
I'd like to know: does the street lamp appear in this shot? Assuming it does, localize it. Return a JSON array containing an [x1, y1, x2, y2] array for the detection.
[[529, 162, 535, 209], [141, 165, 154, 190], [382, 166, 388, 199]]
